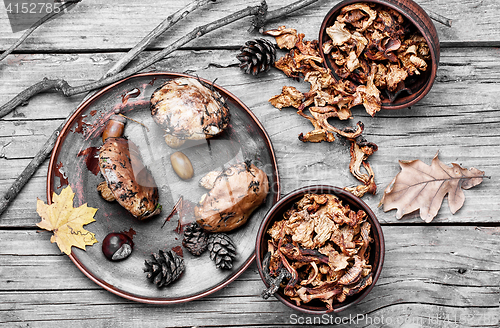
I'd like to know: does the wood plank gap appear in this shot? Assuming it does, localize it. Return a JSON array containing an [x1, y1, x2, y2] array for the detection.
[[0, 226, 42, 231], [366, 301, 500, 316], [379, 222, 500, 227], [440, 41, 500, 48], [0, 44, 242, 56]]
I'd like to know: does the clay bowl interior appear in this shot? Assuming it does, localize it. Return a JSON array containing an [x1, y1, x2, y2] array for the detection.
[[318, 0, 440, 110], [255, 185, 385, 314]]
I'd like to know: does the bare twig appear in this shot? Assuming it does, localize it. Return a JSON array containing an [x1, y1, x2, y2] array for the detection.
[[0, 0, 320, 216], [426, 9, 452, 28], [0, 120, 64, 212], [0, 79, 70, 117], [0, 0, 81, 62], [0, 0, 216, 216], [104, 0, 215, 78], [0, 0, 319, 118]]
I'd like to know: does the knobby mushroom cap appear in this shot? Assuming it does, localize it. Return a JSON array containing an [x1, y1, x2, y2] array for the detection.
[[99, 137, 161, 220], [150, 77, 230, 147], [195, 162, 269, 232]]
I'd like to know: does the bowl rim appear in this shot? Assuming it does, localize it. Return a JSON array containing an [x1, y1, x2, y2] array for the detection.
[[255, 185, 385, 314], [318, 0, 440, 110]]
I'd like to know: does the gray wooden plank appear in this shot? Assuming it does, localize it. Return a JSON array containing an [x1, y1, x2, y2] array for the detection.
[[1, 47, 499, 225], [1, 0, 500, 53], [0, 226, 498, 327]]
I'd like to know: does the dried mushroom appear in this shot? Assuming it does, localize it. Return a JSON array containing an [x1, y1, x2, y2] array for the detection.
[[264, 27, 368, 142], [344, 136, 378, 197], [324, 3, 431, 110], [150, 77, 230, 148], [195, 161, 269, 232], [265, 23, 386, 197], [268, 7, 429, 118], [262, 193, 374, 311], [98, 137, 161, 220]]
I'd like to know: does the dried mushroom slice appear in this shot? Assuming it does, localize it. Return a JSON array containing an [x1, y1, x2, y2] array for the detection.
[[344, 137, 378, 197]]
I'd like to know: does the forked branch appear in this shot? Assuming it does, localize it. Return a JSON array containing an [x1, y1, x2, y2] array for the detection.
[[0, 0, 320, 216]]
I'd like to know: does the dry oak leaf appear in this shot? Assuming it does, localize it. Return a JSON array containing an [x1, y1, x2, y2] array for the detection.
[[36, 185, 98, 255], [379, 152, 484, 222]]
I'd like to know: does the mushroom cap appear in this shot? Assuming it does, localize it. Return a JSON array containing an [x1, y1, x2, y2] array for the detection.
[[99, 137, 160, 220], [195, 162, 269, 232], [150, 77, 230, 142]]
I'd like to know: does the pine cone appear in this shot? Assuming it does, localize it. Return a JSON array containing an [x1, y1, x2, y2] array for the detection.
[[236, 39, 276, 75], [144, 250, 185, 288], [182, 222, 208, 256], [207, 233, 236, 269]]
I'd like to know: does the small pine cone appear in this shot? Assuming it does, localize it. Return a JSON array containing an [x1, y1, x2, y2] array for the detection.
[[144, 250, 185, 288], [207, 233, 236, 270], [182, 222, 208, 256], [236, 39, 276, 75]]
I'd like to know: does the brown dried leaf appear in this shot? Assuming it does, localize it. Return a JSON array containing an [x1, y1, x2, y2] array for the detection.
[[380, 152, 485, 222]]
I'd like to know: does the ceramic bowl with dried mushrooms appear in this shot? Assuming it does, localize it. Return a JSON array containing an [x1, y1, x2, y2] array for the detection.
[[256, 185, 384, 314], [318, 0, 440, 110]]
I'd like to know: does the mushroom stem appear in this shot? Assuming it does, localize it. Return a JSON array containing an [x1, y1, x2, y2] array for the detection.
[[102, 115, 127, 142]]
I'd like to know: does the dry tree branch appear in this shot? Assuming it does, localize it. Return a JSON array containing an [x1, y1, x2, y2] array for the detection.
[[0, 0, 320, 216], [1, 0, 318, 119], [0, 0, 218, 216], [0, 0, 82, 62], [426, 9, 452, 27], [104, 0, 216, 78]]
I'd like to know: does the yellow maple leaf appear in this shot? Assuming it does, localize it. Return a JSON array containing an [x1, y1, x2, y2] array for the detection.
[[36, 185, 98, 255]]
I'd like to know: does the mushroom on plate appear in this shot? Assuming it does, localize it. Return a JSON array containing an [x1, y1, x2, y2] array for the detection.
[[195, 161, 269, 232], [98, 137, 161, 220], [150, 77, 230, 148]]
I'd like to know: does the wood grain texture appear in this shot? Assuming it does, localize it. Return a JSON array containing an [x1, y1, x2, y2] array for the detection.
[[1, 48, 499, 225], [0, 227, 498, 327], [0, 0, 499, 326], [1, 0, 500, 52]]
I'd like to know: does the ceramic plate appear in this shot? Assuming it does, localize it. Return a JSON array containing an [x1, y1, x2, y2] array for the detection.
[[47, 72, 279, 304]]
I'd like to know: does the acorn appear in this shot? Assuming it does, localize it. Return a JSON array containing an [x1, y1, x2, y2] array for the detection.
[[170, 151, 194, 180]]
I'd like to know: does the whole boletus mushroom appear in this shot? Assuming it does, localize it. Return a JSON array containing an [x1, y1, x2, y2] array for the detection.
[[150, 77, 230, 148], [195, 161, 269, 232], [98, 137, 161, 220]]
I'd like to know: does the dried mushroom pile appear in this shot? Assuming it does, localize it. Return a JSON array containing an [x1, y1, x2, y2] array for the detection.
[[267, 2, 430, 117], [324, 3, 430, 107], [262, 193, 374, 311], [262, 3, 430, 198], [264, 24, 379, 197]]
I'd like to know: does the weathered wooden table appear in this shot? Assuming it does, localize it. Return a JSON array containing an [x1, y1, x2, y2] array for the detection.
[[1, 0, 499, 327]]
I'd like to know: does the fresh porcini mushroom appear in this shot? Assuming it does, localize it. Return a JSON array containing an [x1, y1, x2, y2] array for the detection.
[[195, 161, 269, 232], [150, 77, 230, 148], [98, 137, 161, 220]]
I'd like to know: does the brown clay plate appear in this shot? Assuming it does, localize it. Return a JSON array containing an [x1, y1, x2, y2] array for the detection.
[[47, 72, 280, 304]]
